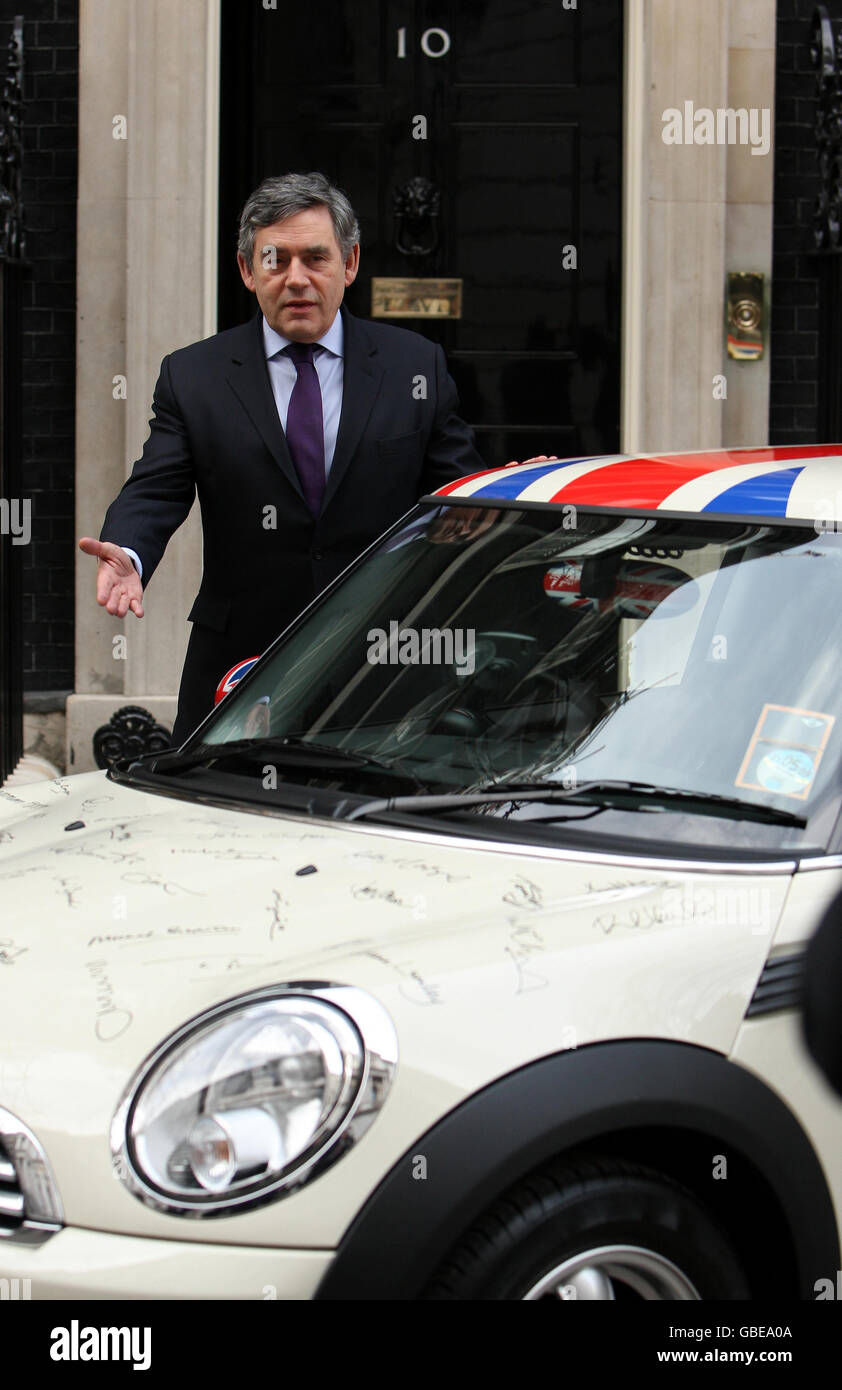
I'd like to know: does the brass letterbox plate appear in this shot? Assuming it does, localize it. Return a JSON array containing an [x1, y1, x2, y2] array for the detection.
[[371, 277, 463, 320]]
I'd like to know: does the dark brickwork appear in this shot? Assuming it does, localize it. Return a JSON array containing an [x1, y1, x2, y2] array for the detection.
[[770, 0, 842, 445], [0, 0, 77, 693]]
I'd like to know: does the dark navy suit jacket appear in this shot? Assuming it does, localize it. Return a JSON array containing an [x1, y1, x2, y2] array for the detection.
[[100, 306, 483, 742]]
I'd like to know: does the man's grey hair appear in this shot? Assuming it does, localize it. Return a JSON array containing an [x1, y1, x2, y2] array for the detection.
[[237, 172, 361, 266]]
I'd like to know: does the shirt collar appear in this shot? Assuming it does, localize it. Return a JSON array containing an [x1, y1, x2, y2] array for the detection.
[[262, 311, 344, 361]]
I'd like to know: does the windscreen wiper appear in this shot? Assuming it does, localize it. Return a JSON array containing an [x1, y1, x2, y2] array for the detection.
[[346, 778, 807, 828], [137, 736, 421, 782]]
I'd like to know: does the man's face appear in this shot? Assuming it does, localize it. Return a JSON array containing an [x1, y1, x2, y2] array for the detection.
[[237, 205, 359, 342]]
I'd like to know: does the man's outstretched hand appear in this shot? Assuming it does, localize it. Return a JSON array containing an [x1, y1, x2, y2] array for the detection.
[[505, 453, 559, 467], [78, 538, 145, 619]]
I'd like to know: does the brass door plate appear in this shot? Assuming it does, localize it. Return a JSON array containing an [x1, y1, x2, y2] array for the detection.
[[371, 277, 463, 319], [727, 272, 765, 360]]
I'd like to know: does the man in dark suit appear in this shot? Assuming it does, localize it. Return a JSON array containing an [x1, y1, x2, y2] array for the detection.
[[79, 172, 484, 744]]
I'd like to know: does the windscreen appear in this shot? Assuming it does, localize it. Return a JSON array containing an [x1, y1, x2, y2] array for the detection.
[[195, 504, 842, 854]]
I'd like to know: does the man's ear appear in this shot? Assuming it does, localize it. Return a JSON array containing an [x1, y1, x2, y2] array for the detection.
[[344, 243, 360, 287], [237, 250, 256, 293]]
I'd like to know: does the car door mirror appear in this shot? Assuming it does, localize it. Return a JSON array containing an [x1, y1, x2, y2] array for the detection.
[[802, 888, 842, 1099]]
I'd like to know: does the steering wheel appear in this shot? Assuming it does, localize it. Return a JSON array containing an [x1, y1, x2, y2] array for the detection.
[[379, 688, 486, 760], [378, 631, 553, 766]]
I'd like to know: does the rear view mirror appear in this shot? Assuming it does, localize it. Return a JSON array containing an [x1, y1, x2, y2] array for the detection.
[[544, 559, 697, 619]]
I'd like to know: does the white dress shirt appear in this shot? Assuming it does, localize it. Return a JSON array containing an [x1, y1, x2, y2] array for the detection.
[[120, 313, 345, 581]]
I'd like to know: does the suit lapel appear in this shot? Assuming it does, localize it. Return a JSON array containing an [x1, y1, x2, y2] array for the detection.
[[322, 308, 385, 511], [225, 312, 304, 502]]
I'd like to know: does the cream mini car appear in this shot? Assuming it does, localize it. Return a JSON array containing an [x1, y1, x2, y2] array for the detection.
[[2, 445, 842, 1301]]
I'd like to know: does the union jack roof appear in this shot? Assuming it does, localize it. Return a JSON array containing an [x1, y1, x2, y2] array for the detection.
[[431, 446, 842, 522]]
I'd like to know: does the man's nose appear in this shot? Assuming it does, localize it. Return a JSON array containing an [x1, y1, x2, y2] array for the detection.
[[286, 257, 309, 286]]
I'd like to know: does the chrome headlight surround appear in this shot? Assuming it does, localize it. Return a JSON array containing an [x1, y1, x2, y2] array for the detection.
[[110, 983, 398, 1218]]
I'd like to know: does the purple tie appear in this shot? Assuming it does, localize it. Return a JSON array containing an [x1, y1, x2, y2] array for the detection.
[[284, 342, 325, 516]]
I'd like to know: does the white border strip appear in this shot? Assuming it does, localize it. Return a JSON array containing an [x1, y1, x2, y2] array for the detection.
[[203, 0, 221, 338], [621, 0, 646, 455]]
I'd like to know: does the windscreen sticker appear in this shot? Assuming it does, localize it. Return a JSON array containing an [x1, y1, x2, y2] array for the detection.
[[735, 704, 835, 800]]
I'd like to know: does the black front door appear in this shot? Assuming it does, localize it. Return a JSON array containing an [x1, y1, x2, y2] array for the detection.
[[218, 0, 623, 465]]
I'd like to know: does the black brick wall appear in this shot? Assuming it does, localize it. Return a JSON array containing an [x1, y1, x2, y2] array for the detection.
[[770, 0, 842, 444], [0, 0, 77, 694]]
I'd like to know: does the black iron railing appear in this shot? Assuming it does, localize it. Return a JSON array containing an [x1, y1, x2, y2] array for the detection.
[[0, 15, 25, 786]]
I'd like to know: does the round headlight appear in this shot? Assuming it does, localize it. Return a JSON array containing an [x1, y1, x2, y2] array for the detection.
[[111, 986, 398, 1216]]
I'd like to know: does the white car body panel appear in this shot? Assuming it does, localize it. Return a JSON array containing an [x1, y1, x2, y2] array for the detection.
[[0, 771, 815, 1252], [730, 1012, 842, 1249], [725, 867, 842, 1245], [0, 1227, 331, 1301], [5, 446, 842, 1299]]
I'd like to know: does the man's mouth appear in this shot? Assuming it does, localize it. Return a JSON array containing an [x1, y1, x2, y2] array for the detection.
[[285, 300, 316, 309]]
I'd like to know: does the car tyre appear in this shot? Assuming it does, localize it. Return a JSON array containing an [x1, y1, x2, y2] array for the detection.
[[423, 1157, 751, 1300]]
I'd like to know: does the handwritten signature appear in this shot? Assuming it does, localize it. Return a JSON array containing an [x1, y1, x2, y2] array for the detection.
[[589, 880, 717, 934], [352, 884, 415, 910], [0, 939, 27, 966], [503, 875, 544, 911], [348, 850, 469, 884], [504, 922, 548, 994], [267, 889, 291, 939], [85, 959, 133, 1042], [359, 950, 443, 1006], [121, 870, 203, 896]]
